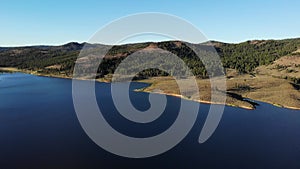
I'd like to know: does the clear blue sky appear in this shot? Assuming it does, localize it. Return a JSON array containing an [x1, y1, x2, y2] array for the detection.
[[1, 0, 299, 46]]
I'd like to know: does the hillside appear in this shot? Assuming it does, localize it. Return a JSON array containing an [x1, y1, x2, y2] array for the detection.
[[1, 38, 300, 79], [256, 54, 300, 83]]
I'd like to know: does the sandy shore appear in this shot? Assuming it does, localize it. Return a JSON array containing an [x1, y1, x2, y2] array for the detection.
[[0, 67, 72, 79]]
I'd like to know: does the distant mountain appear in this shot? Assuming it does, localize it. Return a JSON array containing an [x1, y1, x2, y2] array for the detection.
[[0, 38, 300, 81], [0, 47, 10, 52], [201, 40, 226, 47]]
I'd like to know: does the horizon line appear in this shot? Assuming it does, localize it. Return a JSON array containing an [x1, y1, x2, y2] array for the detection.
[[1, 36, 299, 48]]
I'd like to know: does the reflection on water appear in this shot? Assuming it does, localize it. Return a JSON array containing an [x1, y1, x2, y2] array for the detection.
[[0, 73, 300, 169]]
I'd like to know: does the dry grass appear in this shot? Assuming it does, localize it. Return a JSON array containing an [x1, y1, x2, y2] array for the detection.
[[0, 67, 20, 72], [256, 55, 300, 78], [138, 76, 256, 109], [227, 74, 300, 109], [45, 64, 62, 69], [138, 74, 300, 110]]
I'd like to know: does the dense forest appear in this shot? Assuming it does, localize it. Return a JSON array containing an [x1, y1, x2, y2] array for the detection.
[[0, 38, 300, 79], [219, 38, 300, 73]]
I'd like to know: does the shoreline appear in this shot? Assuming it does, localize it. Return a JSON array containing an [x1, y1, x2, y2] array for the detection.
[[0, 67, 73, 79], [137, 87, 300, 110], [1, 67, 299, 110], [135, 89, 255, 110]]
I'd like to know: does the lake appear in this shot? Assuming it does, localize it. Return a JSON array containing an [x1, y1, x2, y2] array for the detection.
[[0, 73, 300, 169]]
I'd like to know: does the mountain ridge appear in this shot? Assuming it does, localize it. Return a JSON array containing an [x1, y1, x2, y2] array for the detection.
[[2, 37, 300, 48], [0, 37, 300, 80]]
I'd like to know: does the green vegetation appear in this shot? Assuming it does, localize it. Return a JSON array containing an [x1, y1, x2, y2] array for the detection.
[[1, 38, 300, 79], [220, 39, 300, 73]]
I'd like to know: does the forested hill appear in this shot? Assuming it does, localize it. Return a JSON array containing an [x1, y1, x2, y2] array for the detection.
[[0, 38, 300, 79]]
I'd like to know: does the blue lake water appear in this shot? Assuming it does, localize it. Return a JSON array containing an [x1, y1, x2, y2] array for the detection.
[[0, 73, 300, 169]]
